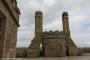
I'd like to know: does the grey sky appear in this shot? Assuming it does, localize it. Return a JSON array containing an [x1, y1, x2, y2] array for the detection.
[[16, 0, 90, 47]]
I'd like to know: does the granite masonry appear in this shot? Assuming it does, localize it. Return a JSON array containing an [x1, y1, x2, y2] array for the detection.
[[0, 0, 20, 58], [26, 11, 78, 57]]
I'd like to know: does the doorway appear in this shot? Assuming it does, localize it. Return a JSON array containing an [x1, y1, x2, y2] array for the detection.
[[42, 46, 45, 56], [40, 43, 45, 57], [66, 46, 69, 56]]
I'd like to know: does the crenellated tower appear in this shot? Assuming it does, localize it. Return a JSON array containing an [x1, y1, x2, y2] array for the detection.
[[35, 11, 43, 50], [27, 11, 43, 57], [62, 12, 77, 56], [35, 11, 43, 36], [62, 12, 70, 37]]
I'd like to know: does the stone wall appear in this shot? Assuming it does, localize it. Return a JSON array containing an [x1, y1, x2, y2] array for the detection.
[[65, 37, 78, 56], [42, 31, 66, 57], [27, 38, 41, 57], [16, 48, 27, 58], [3, 19, 18, 58], [78, 48, 90, 55], [0, 0, 20, 58]]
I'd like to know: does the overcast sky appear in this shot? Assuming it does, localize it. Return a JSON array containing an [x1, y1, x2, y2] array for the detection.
[[16, 0, 90, 47]]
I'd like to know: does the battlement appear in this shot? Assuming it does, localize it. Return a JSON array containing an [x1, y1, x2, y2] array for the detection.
[[62, 11, 68, 17], [43, 30, 64, 37], [43, 30, 63, 32], [35, 11, 43, 16]]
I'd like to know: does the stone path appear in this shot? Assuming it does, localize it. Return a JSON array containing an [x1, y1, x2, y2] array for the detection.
[[1, 56, 90, 60]]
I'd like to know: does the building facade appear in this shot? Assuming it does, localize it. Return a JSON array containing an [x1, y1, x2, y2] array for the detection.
[[27, 11, 78, 57], [0, 0, 20, 58]]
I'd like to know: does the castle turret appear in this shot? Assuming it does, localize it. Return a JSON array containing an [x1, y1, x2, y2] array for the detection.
[[27, 11, 43, 57], [35, 11, 43, 36], [62, 12, 70, 37], [35, 11, 43, 48], [62, 12, 78, 56]]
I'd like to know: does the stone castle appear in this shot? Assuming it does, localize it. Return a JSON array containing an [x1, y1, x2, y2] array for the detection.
[[27, 11, 78, 57], [0, 0, 90, 59], [0, 0, 78, 58]]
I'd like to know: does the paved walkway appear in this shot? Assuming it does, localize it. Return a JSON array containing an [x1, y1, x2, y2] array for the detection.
[[1, 56, 90, 60]]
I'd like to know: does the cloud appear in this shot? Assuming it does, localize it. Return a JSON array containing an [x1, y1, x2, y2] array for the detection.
[[16, 0, 90, 47]]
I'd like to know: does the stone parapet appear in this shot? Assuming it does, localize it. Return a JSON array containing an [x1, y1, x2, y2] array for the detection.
[[43, 34, 66, 57], [43, 30, 64, 37]]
